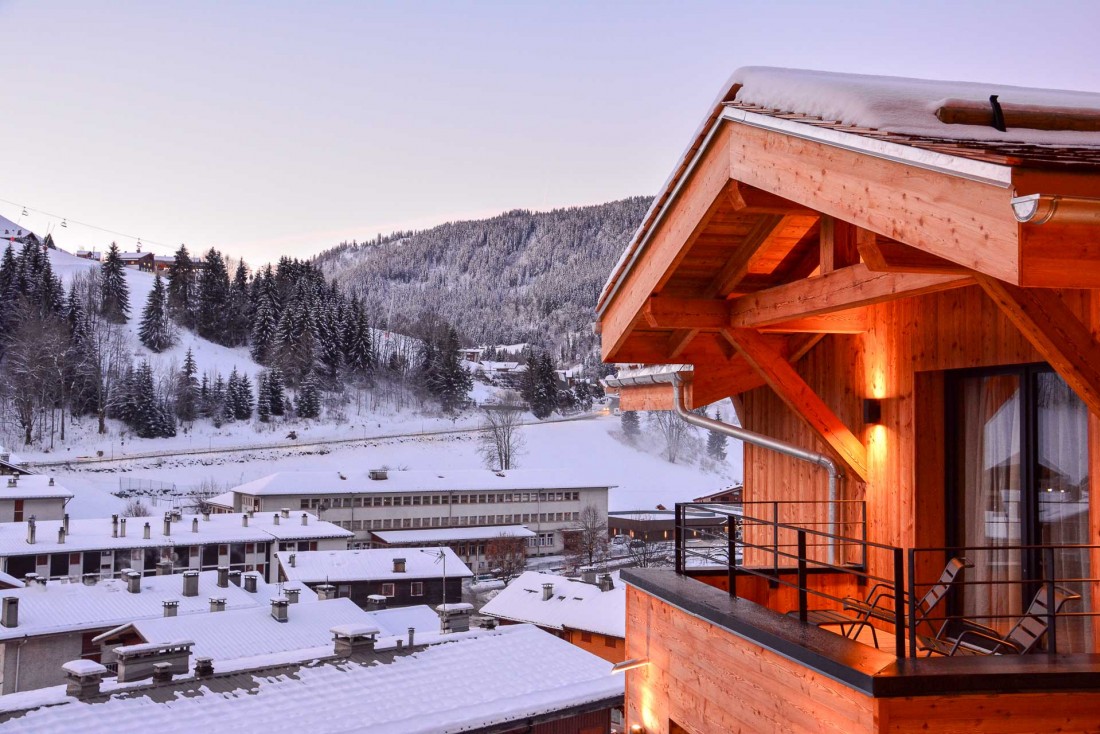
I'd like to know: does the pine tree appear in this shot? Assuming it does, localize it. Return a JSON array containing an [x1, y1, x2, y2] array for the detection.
[[249, 268, 280, 364], [175, 348, 199, 422], [573, 381, 593, 411], [230, 368, 253, 420], [315, 296, 344, 382], [196, 248, 231, 344], [343, 297, 374, 375], [621, 410, 640, 439], [99, 242, 130, 323], [272, 281, 317, 384], [165, 244, 196, 329], [429, 327, 472, 415], [529, 353, 558, 419], [227, 260, 251, 347], [257, 371, 272, 423], [295, 371, 321, 419], [707, 409, 728, 461], [268, 367, 286, 416], [138, 273, 174, 352], [132, 361, 176, 438]]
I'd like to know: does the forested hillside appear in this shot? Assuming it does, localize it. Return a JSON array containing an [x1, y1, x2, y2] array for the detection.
[[313, 197, 650, 366]]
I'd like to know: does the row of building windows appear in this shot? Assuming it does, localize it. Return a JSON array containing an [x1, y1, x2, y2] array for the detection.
[[296, 491, 583, 511], [329, 512, 580, 532], [379, 581, 423, 597]]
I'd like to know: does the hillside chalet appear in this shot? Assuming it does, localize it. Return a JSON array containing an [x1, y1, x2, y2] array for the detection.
[[598, 68, 1100, 733]]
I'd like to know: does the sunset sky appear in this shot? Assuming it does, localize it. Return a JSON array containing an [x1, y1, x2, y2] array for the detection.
[[2, 0, 1098, 264]]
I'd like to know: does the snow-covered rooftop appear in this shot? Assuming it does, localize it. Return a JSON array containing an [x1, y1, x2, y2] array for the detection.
[[1, 624, 623, 734], [480, 571, 625, 638], [0, 570, 311, 641], [0, 511, 352, 556], [0, 475, 72, 501], [233, 469, 616, 497], [106, 598, 431, 664], [372, 525, 536, 544], [277, 548, 473, 584], [730, 66, 1100, 147]]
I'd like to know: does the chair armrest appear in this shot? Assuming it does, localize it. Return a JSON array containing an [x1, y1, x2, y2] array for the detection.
[[951, 628, 1022, 656]]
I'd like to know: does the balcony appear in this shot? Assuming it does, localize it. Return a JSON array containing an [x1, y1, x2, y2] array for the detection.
[[620, 501, 1100, 733]]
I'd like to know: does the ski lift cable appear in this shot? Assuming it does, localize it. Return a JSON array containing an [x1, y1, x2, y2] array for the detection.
[[0, 197, 174, 251]]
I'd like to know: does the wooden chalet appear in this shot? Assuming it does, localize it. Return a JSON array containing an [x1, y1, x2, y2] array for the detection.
[[597, 68, 1100, 733]]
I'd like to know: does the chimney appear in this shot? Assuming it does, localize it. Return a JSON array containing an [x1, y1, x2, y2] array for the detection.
[[163, 600, 179, 617], [437, 603, 472, 633], [57, 527, 66, 544], [393, 557, 406, 573], [26, 517, 35, 545], [202, 511, 210, 521], [331, 624, 379, 656], [301, 513, 308, 526], [23, 573, 37, 587], [126, 571, 141, 594], [270, 598, 289, 623], [151, 662, 174, 683], [182, 570, 199, 597], [582, 570, 597, 585], [216, 566, 229, 588], [82, 572, 98, 586], [242, 515, 249, 527], [542, 583, 554, 601], [120, 518, 127, 537], [209, 597, 226, 612], [288, 553, 296, 568], [286, 587, 300, 604], [49, 477, 55, 487], [315, 583, 336, 601], [598, 573, 614, 592], [157, 560, 173, 576], [366, 594, 387, 611], [143, 522, 151, 540], [1, 597, 17, 628], [369, 469, 388, 481], [163, 514, 172, 537], [273, 513, 280, 526], [62, 513, 69, 534], [63, 660, 108, 700], [191, 518, 199, 533], [194, 657, 214, 678], [228, 569, 241, 586], [5, 478, 13, 488], [281, 508, 290, 518], [243, 573, 257, 593], [408, 627, 415, 647]]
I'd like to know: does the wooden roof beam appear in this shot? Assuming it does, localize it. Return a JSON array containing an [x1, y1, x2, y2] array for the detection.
[[728, 263, 972, 328], [976, 275, 1100, 417], [723, 327, 870, 482], [644, 297, 869, 334], [857, 230, 970, 275]]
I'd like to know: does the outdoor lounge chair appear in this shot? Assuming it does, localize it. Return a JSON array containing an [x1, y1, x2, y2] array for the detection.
[[794, 556, 971, 648], [921, 585, 1081, 656]]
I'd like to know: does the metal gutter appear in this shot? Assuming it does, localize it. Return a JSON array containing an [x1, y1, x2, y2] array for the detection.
[[603, 370, 841, 561], [1011, 193, 1100, 224]]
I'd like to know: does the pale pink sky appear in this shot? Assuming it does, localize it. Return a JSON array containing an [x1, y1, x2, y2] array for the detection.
[[1, 0, 1097, 264]]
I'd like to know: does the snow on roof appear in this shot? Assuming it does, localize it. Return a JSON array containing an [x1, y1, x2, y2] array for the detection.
[[120, 599, 386, 663], [328, 620, 381, 637], [233, 469, 615, 497], [0, 570, 293, 641], [61, 659, 108, 677], [731, 66, 1100, 147], [278, 548, 473, 584], [0, 475, 72, 500], [206, 491, 235, 509], [113, 639, 195, 655], [0, 511, 352, 556], [118, 251, 152, 260], [372, 525, 536, 544], [4, 625, 622, 734], [480, 571, 625, 638]]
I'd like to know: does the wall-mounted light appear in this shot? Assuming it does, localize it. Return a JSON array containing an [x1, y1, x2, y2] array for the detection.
[[629, 725, 647, 734], [611, 658, 649, 674], [862, 398, 882, 425]]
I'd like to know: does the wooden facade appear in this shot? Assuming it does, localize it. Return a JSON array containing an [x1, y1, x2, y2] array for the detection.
[[598, 72, 1100, 734]]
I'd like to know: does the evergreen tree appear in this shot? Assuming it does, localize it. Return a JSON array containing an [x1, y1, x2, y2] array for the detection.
[[249, 267, 280, 364], [429, 327, 472, 415], [343, 296, 374, 375], [196, 248, 231, 344], [207, 373, 227, 427], [268, 367, 286, 416], [227, 260, 251, 347], [226, 367, 253, 420], [707, 409, 728, 461], [138, 273, 174, 352], [99, 242, 130, 323], [257, 371, 272, 423], [523, 352, 558, 419], [130, 362, 176, 438], [295, 371, 321, 419], [175, 348, 200, 422], [621, 410, 640, 439], [165, 244, 196, 329], [65, 287, 98, 416], [272, 281, 317, 384], [573, 381, 593, 411], [315, 295, 344, 382]]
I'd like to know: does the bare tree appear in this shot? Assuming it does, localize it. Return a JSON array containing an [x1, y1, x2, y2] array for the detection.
[[2, 306, 67, 445], [477, 391, 526, 470], [123, 499, 152, 517], [650, 410, 693, 463], [628, 536, 672, 568], [565, 504, 610, 572], [485, 534, 527, 583]]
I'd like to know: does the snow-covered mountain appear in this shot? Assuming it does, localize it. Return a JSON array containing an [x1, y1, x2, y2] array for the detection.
[[313, 197, 650, 363]]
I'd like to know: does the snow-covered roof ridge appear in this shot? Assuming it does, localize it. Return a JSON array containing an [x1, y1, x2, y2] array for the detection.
[[480, 570, 625, 638], [728, 66, 1100, 146], [277, 547, 473, 583], [0, 624, 623, 734], [233, 468, 617, 496]]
